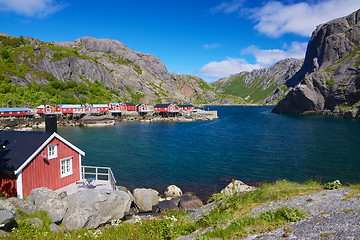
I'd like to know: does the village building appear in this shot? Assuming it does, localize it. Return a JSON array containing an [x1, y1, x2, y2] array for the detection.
[[55, 104, 86, 114], [36, 105, 54, 114], [120, 102, 136, 111], [108, 103, 121, 112], [0, 108, 31, 117], [87, 104, 109, 113], [178, 104, 195, 111], [153, 103, 179, 117], [136, 104, 152, 115], [0, 130, 85, 198]]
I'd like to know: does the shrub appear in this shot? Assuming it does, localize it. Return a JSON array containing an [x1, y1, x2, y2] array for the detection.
[[1, 49, 10, 59], [324, 180, 342, 190]]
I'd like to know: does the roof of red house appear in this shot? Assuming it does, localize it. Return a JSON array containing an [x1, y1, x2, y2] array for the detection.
[[0, 131, 84, 174], [154, 103, 171, 108], [178, 104, 194, 108], [0, 108, 30, 112], [123, 102, 136, 106]]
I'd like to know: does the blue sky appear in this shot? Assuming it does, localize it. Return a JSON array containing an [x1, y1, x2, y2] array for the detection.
[[1, 0, 359, 82]]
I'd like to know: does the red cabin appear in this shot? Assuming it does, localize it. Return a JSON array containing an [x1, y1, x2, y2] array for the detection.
[[153, 104, 179, 113], [55, 104, 86, 114], [0, 108, 31, 117], [120, 102, 136, 111], [36, 105, 54, 114], [136, 104, 151, 112], [178, 104, 195, 111], [87, 104, 109, 113], [108, 103, 122, 112], [0, 131, 85, 198]]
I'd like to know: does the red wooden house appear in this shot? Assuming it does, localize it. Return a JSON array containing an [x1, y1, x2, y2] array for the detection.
[[108, 103, 122, 112], [36, 105, 54, 114], [0, 108, 31, 117], [136, 104, 151, 112], [87, 104, 109, 113], [0, 131, 85, 198], [153, 104, 179, 113], [120, 102, 136, 111], [55, 104, 86, 114], [178, 104, 195, 111]]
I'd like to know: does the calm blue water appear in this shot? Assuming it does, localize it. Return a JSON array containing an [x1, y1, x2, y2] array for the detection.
[[58, 106, 360, 199]]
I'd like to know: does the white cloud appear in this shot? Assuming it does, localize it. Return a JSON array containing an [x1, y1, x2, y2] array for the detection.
[[197, 57, 262, 80], [210, 0, 245, 14], [203, 43, 222, 49], [250, 0, 360, 37], [0, 0, 66, 18], [212, 0, 360, 37], [242, 42, 307, 65], [198, 42, 307, 81]]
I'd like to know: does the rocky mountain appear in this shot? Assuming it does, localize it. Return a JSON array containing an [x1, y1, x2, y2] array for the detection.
[[0, 34, 242, 106], [273, 9, 360, 117], [210, 58, 303, 104]]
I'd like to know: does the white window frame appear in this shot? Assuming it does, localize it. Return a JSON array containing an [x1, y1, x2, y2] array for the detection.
[[60, 157, 73, 178], [48, 144, 58, 159]]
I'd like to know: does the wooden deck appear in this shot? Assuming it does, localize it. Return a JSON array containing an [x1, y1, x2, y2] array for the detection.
[[55, 179, 113, 195]]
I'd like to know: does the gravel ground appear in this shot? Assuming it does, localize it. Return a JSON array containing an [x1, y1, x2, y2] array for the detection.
[[245, 189, 360, 239]]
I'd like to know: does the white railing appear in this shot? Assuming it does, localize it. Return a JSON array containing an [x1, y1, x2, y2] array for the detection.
[[81, 166, 117, 190]]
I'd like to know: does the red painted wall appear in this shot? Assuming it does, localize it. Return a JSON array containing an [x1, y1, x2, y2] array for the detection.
[[0, 174, 16, 197], [0, 111, 30, 117], [21, 137, 81, 196]]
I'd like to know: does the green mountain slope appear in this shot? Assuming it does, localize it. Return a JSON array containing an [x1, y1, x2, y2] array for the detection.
[[210, 59, 303, 104], [0, 33, 243, 107]]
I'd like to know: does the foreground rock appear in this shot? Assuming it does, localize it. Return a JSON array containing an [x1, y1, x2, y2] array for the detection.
[[63, 189, 132, 230], [164, 185, 183, 198], [133, 188, 159, 212], [0, 210, 15, 231], [274, 9, 360, 117], [178, 193, 204, 212], [220, 180, 255, 196]]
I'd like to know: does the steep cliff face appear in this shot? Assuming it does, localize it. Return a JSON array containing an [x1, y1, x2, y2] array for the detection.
[[0, 34, 238, 105], [274, 9, 360, 116], [210, 58, 303, 104]]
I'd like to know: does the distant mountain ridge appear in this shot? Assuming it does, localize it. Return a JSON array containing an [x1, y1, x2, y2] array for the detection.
[[210, 58, 303, 104], [0, 33, 242, 106]]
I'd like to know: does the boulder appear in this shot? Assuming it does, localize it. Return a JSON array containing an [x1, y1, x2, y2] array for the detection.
[[62, 189, 131, 230], [0, 210, 15, 230], [6, 197, 37, 215], [178, 193, 203, 212], [116, 186, 134, 202], [0, 200, 18, 218], [23, 218, 43, 228], [133, 188, 159, 212], [221, 180, 255, 196], [158, 200, 178, 212], [39, 198, 67, 224], [28, 187, 59, 208], [164, 185, 182, 198], [49, 223, 62, 233]]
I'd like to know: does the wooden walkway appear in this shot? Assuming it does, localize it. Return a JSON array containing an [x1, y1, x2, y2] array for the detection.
[[55, 179, 113, 195]]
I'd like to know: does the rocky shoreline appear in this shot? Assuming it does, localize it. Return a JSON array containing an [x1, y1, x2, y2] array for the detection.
[[0, 110, 218, 130]]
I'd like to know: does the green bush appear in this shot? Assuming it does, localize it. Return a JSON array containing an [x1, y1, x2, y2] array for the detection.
[[323, 180, 342, 190], [1, 49, 10, 59]]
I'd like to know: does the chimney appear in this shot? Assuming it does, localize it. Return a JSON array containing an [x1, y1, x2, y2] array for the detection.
[[45, 115, 57, 133]]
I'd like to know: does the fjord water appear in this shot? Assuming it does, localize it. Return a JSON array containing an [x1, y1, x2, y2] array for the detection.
[[58, 106, 360, 199]]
